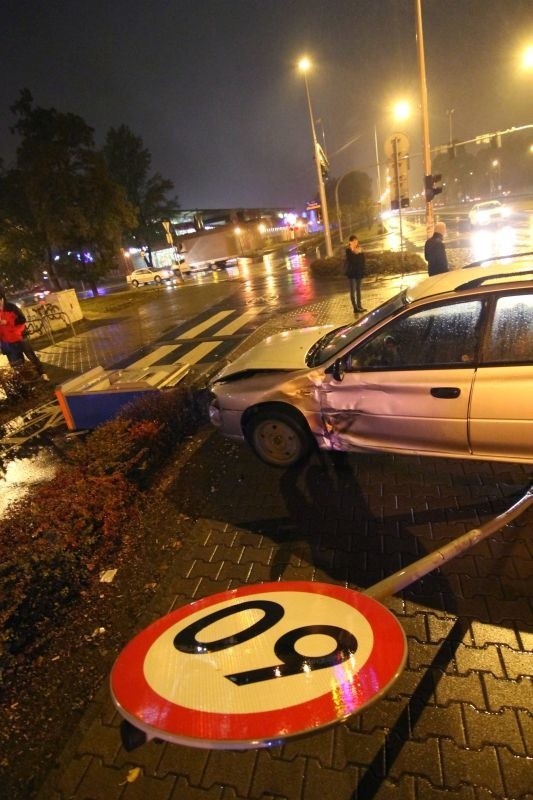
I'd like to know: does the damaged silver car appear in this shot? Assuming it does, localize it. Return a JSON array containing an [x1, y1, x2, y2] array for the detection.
[[209, 255, 533, 467]]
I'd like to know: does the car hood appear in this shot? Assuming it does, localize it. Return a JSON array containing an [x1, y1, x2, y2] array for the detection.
[[214, 325, 333, 380]]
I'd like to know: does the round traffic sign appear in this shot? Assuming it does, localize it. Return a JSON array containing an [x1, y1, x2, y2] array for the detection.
[[110, 581, 406, 749]]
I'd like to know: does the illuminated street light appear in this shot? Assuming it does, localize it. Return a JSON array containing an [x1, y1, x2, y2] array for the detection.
[[298, 56, 333, 257], [522, 44, 533, 70], [393, 100, 410, 122]]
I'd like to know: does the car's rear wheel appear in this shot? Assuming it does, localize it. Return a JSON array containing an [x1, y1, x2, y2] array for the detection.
[[245, 408, 313, 467], [154, 275, 162, 284], [131, 280, 139, 287]]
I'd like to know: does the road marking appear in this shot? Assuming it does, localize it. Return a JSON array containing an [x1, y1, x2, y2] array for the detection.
[[128, 345, 181, 369], [180, 310, 234, 339], [216, 309, 261, 335], [1, 308, 255, 448], [176, 340, 222, 364]]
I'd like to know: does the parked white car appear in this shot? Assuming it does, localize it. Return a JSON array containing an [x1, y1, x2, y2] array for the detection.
[[127, 267, 175, 287], [209, 254, 533, 467], [468, 200, 511, 227]]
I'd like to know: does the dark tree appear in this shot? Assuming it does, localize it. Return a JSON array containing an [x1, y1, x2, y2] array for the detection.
[[103, 125, 180, 266], [0, 90, 137, 292]]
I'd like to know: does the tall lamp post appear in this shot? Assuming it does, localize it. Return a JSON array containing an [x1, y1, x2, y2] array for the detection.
[[414, 0, 434, 237], [298, 57, 333, 257]]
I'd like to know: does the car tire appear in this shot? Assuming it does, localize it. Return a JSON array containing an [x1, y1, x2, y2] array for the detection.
[[245, 408, 313, 468], [131, 280, 139, 287], [154, 275, 162, 284]]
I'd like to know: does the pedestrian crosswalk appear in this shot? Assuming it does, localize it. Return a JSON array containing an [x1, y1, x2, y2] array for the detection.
[[1, 306, 266, 448], [118, 307, 263, 373], [178, 310, 234, 339]]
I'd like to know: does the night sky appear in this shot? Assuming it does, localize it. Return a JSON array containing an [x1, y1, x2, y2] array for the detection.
[[2, 1, 531, 210]]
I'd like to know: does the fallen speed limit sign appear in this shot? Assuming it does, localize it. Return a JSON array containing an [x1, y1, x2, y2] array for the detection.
[[110, 581, 407, 749]]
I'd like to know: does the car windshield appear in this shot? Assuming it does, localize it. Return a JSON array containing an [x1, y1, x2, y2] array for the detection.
[[306, 290, 409, 367]]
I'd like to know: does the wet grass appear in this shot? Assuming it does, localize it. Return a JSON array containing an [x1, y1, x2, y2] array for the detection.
[[79, 286, 163, 317]]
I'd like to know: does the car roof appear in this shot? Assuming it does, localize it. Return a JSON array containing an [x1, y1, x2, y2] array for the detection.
[[407, 253, 533, 303]]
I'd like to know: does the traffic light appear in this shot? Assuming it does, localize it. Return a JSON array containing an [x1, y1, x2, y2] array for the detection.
[[317, 142, 330, 181], [424, 174, 443, 202]]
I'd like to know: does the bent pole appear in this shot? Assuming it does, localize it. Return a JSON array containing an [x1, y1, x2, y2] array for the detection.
[[365, 482, 533, 602]]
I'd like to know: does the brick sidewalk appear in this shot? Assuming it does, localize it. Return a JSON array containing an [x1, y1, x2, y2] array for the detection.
[[38, 447, 532, 800], [35, 272, 533, 800]]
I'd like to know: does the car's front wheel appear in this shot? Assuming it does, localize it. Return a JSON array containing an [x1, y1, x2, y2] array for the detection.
[[131, 280, 139, 287], [154, 275, 162, 284], [245, 408, 313, 467]]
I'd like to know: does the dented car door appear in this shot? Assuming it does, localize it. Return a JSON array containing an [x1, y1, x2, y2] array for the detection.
[[319, 298, 484, 456], [320, 367, 475, 456]]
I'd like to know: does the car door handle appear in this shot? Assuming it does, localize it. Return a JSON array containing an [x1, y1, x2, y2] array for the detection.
[[431, 387, 461, 399]]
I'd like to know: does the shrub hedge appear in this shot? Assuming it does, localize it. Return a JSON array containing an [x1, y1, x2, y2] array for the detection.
[[309, 249, 426, 280], [0, 383, 209, 682]]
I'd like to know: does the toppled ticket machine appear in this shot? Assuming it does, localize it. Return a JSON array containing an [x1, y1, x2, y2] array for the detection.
[[55, 363, 190, 431]]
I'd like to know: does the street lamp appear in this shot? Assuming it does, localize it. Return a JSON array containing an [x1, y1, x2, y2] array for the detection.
[[393, 100, 410, 123], [298, 57, 333, 257], [415, 0, 435, 236], [521, 44, 533, 70]]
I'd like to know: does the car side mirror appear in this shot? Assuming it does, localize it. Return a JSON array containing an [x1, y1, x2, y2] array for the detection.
[[331, 359, 345, 382]]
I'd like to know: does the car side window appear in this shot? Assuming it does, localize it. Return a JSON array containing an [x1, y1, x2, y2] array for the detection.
[[346, 299, 484, 370], [484, 294, 533, 363]]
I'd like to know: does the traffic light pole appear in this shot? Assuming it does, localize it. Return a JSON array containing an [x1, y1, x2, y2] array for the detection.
[[392, 137, 405, 255], [415, 0, 434, 237]]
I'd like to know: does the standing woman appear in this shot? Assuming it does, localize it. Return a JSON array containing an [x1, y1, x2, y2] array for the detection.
[[345, 234, 367, 314]]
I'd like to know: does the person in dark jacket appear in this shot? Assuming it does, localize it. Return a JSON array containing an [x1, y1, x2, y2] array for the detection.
[[424, 221, 449, 276], [0, 288, 49, 379], [345, 234, 367, 313]]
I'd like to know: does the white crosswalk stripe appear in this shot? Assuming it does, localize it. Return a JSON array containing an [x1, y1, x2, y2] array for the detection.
[[126, 309, 261, 370], [179, 310, 234, 339], [216, 309, 261, 335], [176, 340, 221, 364], [127, 345, 181, 369]]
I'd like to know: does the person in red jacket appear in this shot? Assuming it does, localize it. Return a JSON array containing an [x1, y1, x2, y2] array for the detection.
[[0, 288, 49, 379]]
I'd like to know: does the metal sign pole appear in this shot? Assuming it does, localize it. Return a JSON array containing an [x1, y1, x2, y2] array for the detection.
[[365, 483, 533, 602], [110, 469, 532, 752]]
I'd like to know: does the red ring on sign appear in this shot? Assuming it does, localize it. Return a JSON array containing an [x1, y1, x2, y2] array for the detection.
[[110, 581, 406, 747]]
